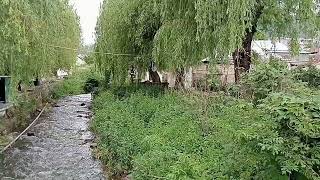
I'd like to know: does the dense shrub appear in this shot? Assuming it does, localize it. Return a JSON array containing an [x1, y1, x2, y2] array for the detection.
[[84, 78, 100, 94], [259, 92, 320, 179], [293, 65, 320, 89], [241, 60, 320, 179], [243, 59, 312, 103], [243, 59, 293, 101]]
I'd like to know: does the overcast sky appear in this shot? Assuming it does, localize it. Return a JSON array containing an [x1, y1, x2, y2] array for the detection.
[[69, 0, 103, 45]]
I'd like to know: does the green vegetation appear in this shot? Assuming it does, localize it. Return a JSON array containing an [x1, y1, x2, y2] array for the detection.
[[93, 1, 320, 179], [294, 65, 320, 89], [95, 0, 319, 84], [0, 0, 318, 179], [92, 60, 320, 179], [52, 69, 89, 99], [51, 67, 103, 99], [0, 0, 80, 149], [242, 60, 311, 102], [95, 0, 161, 84], [0, 0, 80, 98]]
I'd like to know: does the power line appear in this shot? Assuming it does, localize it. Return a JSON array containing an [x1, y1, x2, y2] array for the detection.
[[45, 44, 138, 57]]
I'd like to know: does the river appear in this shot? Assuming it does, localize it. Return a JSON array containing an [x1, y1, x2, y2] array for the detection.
[[0, 94, 105, 180]]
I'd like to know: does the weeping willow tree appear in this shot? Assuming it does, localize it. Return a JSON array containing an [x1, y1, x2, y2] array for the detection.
[[155, 0, 320, 82], [0, 0, 80, 86], [95, 0, 202, 84], [95, 0, 161, 84], [96, 0, 319, 84]]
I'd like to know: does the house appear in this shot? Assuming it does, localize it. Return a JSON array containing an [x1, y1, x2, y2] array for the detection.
[[144, 39, 319, 88], [252, 39, 318, 69], [144, 61, 235, 89]]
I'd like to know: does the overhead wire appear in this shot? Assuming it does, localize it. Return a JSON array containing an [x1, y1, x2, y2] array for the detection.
[[45, 44, 138, 57]]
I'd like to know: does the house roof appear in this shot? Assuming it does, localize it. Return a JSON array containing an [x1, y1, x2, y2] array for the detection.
[[252, 40, 315, 58], [200, 39, 317, 63], [252, 40, 289, 57]]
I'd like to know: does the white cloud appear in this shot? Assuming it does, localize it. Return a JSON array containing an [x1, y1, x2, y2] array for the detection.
[[69, 0, 103, 45]]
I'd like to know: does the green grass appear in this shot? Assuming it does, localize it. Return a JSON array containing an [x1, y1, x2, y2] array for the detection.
[[88, 60, 320, 180], [91, 86, 288, 179]]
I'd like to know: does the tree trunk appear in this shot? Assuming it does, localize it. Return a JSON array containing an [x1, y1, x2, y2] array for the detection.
[[233, 30, 255, 83], [175, 69, 185, 89], [149, 70, 161, 83], [148, 61, 161, 83], [233, 4, 264, 83]]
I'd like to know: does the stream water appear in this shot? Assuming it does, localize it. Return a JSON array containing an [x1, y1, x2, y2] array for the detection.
[[0, 94, 105, 180]]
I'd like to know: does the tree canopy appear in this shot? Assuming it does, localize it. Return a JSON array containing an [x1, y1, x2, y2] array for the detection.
[[95, 0, 320, 83], [95, 0, 161, 84], [0, 0, 80, 84]]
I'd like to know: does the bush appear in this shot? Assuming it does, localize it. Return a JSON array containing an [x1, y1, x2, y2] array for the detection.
[[259, 92, 320, 179], [242, 59, 311, 103], [293, 65, 320, 89], [242, 59, 293, 101], [84, 78, 100, 93], [241, 60, 320, 179]]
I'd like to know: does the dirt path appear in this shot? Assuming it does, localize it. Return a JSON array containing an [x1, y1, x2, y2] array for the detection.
[[0, 94, 105, 180]]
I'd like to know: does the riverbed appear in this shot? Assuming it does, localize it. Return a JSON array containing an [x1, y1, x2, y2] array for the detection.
[[0, 94, 105, 180]]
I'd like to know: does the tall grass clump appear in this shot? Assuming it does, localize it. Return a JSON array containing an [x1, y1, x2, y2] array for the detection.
[[51, 67, 102, 99]]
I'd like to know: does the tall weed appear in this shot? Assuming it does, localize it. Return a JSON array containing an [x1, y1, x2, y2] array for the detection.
[[92, 87, 287, 179]]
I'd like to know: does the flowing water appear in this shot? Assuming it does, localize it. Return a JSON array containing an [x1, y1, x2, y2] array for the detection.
[[0, 94, 105, 180]]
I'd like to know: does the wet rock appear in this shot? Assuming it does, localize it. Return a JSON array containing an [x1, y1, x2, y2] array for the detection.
[[90, 143, 98, 149], [81, 132, 94, 142], [27, 132, 35, 137]]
